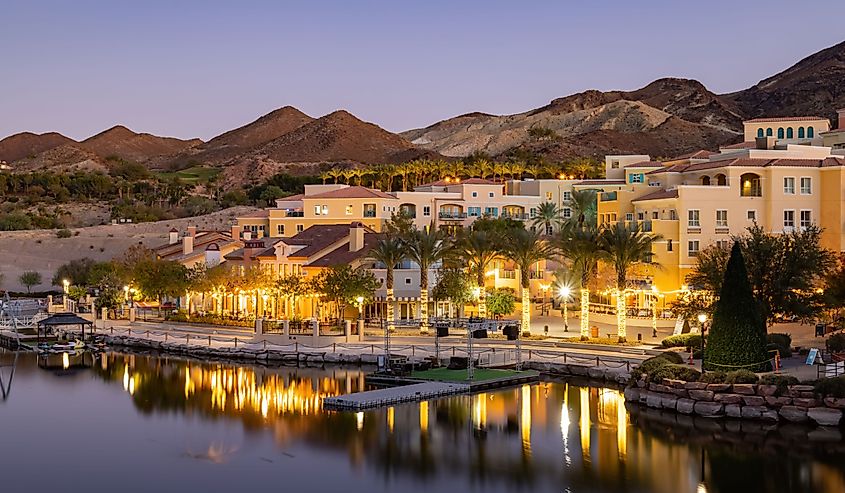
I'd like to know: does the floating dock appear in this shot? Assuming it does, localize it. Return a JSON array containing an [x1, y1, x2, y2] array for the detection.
[[323, 381, 469, 410]]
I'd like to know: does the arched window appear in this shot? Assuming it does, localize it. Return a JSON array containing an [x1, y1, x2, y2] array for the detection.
[[715, 174, 727, 186], [701, 176, 711, 186], [757, 128, 764, 138], [798, 127, 805, 138], [808, 127, 815, 138], [777, 128, 785, 139], [786, 127, 794, 139], [740, 173, 762, 197], [766, 128, 773, 137]]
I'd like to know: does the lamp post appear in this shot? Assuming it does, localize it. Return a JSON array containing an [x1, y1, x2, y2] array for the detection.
[[558, 285, 571, 332], [540, 283, 550, 316], [697, 313, 708, 373], [356, 295, 365, 321]]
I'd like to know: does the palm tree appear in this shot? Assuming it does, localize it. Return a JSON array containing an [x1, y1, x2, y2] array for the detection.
[[568, 189, 597, 227], [368, 237, 408, 330], [557, 223, 603, 340], [456, 230, 500, 318], [319, 171, 331, 185], [404, 226, 450, 333], [598, 222, 662, 342], [531, 201, 561, 235], [328, 167, 343, 184], [504, 228, 554, 335]]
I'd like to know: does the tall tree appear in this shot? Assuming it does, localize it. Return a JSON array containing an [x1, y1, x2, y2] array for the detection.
[[504, 228, 554, 335], [367, 237, 408, 328], [314, 265, 380, 322], [599, 222, 661, 342], [530, 202, 561, 235], [456, 230, 500, 318], [704, 242, 769, 371], [19, 271, 42, 294], [403, 227, 450, 333], [557, 223, 603, 340], [568, 189, 598, 228]]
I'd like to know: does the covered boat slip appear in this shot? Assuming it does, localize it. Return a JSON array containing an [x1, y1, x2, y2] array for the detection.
[[36, 313, 95, 344]]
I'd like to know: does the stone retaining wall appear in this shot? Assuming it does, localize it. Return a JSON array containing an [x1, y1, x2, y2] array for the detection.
[[624, 378, 844, 427]]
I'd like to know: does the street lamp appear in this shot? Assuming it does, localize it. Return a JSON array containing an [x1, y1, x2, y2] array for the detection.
[[558, 285, 571, 332], [62, 279, 70, 294], [697, 313, 708, 373], [540, 283, 550, 316], [356, 295, 365, 321]]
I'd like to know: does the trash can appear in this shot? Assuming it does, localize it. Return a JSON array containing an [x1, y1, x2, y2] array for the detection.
[[815, 323, 826, 337], [590, 326, 599, 338]]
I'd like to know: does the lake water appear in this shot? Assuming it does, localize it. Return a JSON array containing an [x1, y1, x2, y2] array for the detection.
[[1, 349, 843, 493]]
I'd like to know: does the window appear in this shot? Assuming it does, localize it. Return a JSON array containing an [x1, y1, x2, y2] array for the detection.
[[345, 205, 353, 215], [667, 239, 673, 252], [757, 128, 764, 138], [562, 207, 572, 219], [786, 128, 794, 139], [471, 191, 478, 198], [637, 212, 645, 221], [800, 177, 811, 195], [545, 192, 553, 201], [489, 192, 494, 198], [740, 173, 762, 197], [563, 191, 572, 201], [808, 126, 814, 138], [484, 207, 499, 217], [800, 210, 812, 229], [783, 210, 795, 229], [766, 128, 773, 137], [716, 240, 730, 249], [423, 206, 430, 217], [277, 224, 284, 236], [747, 210, 757, 222], [798, 127, 805, 139], [467, 207, 481, 217], [669, 209, 678, 221], [688, 240, 700, 257], [652, 211, 659, 220], [629, 173, 643, 184], [715, 210, 728, 228], [296, 224, 304, 233], [611, 160, 620, 169], [783, 177, 795, 194], [405, 278, 411, 285], [777, 128, 784, 139], [314, 205, 321, 215], [688, 209, 700, 227], [625, 213, 634, 221], [364, 204, 376, 218], [530, 208, 537, 218]]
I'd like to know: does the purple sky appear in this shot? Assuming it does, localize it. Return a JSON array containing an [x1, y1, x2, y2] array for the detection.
[[2, 0, 844, 142]]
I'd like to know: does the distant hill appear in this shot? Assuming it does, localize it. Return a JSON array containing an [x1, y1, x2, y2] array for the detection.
[[0, 132, 75, 163], [81, 125, 201, 164]]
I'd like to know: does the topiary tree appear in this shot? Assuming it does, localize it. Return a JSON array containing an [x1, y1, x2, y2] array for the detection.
[[703, 242, 769, 372]]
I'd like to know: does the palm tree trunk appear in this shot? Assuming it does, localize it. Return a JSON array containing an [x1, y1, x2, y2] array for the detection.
[[387, 268, 395, 331], [477, 272, 486, 319], [419, 265, 429, 334], [616, 275, 627, 342], [580, 287, 590, 340], [521, 283, 531, 336]]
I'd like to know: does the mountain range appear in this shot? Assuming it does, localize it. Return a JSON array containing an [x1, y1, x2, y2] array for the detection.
[[2, 40, 843, 187]]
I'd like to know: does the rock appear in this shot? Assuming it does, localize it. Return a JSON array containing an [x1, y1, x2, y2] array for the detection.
[[624, 387, 641, 403], [790, 385, 815, 392], [647, 392, 663, 409], [663, 379, 687, 389], [732, 384, 757, 395], [649, 383, 671, 393], [676, 398, 696, 415], [824, 397, 845, 409], [714, 393, 743, 405], [742, 395, 766, 406], [760, 409, 779, 422], [588, 367, 607, 380], [706, 384, 731, 392], [694, 401, 724, 417], [725, 404, 742, 418], [569, 365, 590, 377], [688, 390, 715, 401], [638, 391, 650, 405], [670, 388, 689, 398], [636, 379, 647, 388], [793, 397, 821, 408], [765, 396, 792, 407], [757, 385, 779, 397], [807, 408, 843, 426], [741, 406, 766, 419], [660, 395, 678, 411], [684, 382, 709, 390]]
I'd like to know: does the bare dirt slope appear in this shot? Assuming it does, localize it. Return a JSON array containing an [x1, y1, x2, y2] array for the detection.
[[0, 206, 257, 292], [0, 132, 76, 163]]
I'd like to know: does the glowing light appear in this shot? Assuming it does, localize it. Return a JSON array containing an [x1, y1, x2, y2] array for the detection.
[[123, 365, 129, 391], [617, 390, 628, 461], [558, 286, 571, 299], [387, 407, 395, 433], [356, 411, 364, 431], [62, 352, 69, 370], [419, 401, 429, 433], [473, 393, 487, 430], [521, 385, 532, 454], [697, 313, 708, 324], [616, 288, 627, 341], [580, 386, 591, 462], [485, 270, 496, 277], [129, 376, 136, 396]]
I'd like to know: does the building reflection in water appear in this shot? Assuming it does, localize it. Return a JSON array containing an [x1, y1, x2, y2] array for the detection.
[[90, 352, 845, 493]]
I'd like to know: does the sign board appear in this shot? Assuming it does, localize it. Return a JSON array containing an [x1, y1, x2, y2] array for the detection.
[[805, 348, 819, 366]]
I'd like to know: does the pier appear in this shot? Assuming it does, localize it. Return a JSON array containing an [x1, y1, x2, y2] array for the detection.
[[323, 381, 469, 410]]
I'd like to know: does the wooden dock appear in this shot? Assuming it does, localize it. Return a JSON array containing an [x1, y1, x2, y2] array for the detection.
[[323, 381, 469, 411]]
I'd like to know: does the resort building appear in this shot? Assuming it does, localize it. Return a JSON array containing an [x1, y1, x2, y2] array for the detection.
[[152, 226, 242, 268]]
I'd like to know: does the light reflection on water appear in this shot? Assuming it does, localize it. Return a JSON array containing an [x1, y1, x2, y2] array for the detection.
[[1, 349, 844, 493]]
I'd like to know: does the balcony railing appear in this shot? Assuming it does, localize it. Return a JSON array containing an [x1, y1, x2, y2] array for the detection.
[[286, 210, 304, 217], [439, 212, 467, 220], [501, 212, 529, 220], [500, 270, 517, 279]]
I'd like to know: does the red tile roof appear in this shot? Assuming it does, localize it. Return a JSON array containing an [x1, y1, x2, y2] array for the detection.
[[651, 157, 845, 174], [239, 209, 270, 219], [307, 233, 383, 267], [631, 189, 679, 202], [720, 141, 756, 150], [277, 193, 305, 201], [624, 160, 664, 168], [306, 186, 395, 200], [285, 223, 377, 259], [745, 116, 826, 123], [668, 150, 713, 160]]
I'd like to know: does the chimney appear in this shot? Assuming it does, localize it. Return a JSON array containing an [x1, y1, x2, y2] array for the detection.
[[187, 226, 197, 237], [231, 224, 240, 241], [244, 239, 264, 266], [349, 222, 365, 252], [168, 228, 179, 245], [838, 108, 845, 130], [182, 234, 194, 255], [205, 243, 221, 266]]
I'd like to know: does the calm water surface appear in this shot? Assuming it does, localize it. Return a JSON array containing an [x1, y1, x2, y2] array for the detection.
[[1, 349, 843, 493]]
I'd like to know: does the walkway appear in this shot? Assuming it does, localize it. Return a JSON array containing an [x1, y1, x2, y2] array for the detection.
[[323, 382, 468, 410]]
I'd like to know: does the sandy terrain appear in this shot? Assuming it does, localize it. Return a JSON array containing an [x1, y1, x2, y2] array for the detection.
[[0, 206, 258, 292]]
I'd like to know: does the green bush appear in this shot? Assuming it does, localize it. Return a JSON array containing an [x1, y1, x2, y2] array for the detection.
[[724, 369, 759, 384], [56, 228, 72, 238], [814, 376, 845, 398], [650, 364, 701, 383], [699, 371, 727, 384], [766, 333, 792, 358], [630, 352, 687, 383], [758, 374, 799, 396], [661, 333, 703, 349], [166, 310, 254, 328], [827, 333, 845, 353], [657, 351, 685, 364]]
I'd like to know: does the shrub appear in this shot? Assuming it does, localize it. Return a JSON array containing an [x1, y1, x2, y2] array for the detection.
[[814, 376, 845, 398], [724, 369, 759, 384], [630, 352, 687, 383], [766, 333, 792, 358], [758, 374, 799, 396], [651, 364, 701, 383], [827, 333, 845, 353], [56, 228, 72, 238], [661, 334, 703, 350], [699, 371, 727, 384], [657, 351, 684, 364]]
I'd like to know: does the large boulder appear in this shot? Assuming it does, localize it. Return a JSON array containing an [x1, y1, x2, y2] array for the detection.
[[706, 383, 731, 393], [660, 395, 678, 411], [714, 393, 743, 405], [779, 406, 809, 423], [676, 398, 696, 415], [689, 390, 715, 401], [742, 395, 766, 407], [725, 404, 742, 418], [732, 384, 757, 395], [694, 401, 724, 417], [807, 408, 843, 427]]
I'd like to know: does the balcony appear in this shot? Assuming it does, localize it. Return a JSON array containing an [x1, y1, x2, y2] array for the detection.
[[286, 210, 304, 217], [439, 212, 467, 220], [500, 270, 517, 279], [363, 210, 376, 218], [501, 212, 529, 220]]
